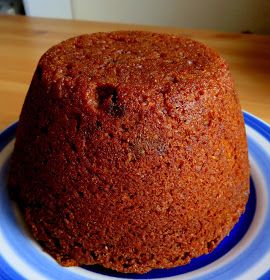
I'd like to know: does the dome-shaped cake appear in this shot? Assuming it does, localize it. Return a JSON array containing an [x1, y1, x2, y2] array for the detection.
[[8, 31, 249, 273]]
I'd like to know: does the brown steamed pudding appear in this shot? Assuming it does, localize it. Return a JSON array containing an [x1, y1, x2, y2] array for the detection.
[[8, 31, 249, 273]]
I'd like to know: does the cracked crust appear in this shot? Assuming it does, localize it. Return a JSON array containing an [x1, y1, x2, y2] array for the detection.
[[8, 31, 249, 273]]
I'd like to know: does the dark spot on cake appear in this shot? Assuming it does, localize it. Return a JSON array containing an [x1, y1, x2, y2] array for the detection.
[[110, 103, 125, 117], [123, 263, 132, 268], [36, 66, 43, 80], [39, 240, 47, 248], [132, 248, 139, 254], [199, 90, 204, 96], [172, 76, 179, 83], [96, 85, 125, 117], [78, 191, 83, 198], [66, 63, 73, 70], [74, 241, 82, 248], [96, 120, 102, 129], [53, 239, 61, 250], [160, 52, 166, 58], [70, 142, 77, 152], [207, 237, 220, 252], [181, 251, 190, 260], [109, 256, 116, 263], [120, 124, 129, 132], [90, 251, 98, 261], [178, 161, 184, 169], [74, 114, 81, 131], [96, 85, 117, 107], [40, 126, 48, 135]]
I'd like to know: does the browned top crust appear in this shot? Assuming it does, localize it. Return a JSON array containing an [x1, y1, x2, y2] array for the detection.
[[8, 31, 249, 273]]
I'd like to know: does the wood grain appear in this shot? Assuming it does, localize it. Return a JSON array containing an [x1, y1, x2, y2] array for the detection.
[[0, 15, 270, 130]]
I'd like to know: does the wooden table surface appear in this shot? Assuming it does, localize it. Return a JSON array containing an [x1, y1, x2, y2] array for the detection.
[[0, 15, 270, 131]]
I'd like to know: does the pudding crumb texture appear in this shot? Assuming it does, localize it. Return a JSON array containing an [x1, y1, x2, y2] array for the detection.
[[8, 31, 249, 273]]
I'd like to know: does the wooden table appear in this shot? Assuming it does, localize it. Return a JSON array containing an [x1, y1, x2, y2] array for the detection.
[[0, 15, 270, 131]]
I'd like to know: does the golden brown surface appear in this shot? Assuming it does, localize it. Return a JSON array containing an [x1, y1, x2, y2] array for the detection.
[[8, 31, 249, 273], [0, 15, 270, 131]]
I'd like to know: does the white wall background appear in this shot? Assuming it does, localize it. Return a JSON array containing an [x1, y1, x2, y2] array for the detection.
[[23, 0, 270, 34]]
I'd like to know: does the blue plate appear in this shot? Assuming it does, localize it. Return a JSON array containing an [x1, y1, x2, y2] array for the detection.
[[0, 111, 270, 280]]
